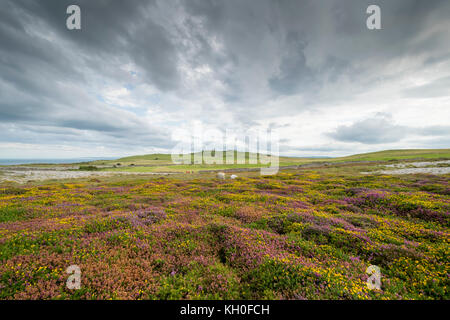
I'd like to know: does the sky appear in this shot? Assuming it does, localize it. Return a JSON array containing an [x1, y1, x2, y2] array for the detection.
[[0, 0, 449, 159]]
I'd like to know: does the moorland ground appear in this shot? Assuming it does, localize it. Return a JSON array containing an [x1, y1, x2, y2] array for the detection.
[[0, 150, 449, 299]]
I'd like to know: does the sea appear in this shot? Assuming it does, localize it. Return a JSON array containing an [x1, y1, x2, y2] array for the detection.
[[0, 157, 118, 165]]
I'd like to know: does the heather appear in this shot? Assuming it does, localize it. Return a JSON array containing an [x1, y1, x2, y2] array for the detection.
[[0, 170, 448, 300]]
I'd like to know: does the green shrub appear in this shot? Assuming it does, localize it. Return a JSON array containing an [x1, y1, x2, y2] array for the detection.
[[0, 207, 28, 222], [83, 217, 130, 234], [243, 260, 324, 298], [0, 188, 27, 195], [78, 165, 99, 171]]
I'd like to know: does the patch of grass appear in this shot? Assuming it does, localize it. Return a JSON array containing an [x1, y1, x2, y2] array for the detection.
[[339, 149, 450, 162], [0, 187, 27, 195], [83, 217, 131, 234], [0, 207, 28, 222], [78, 165, 99, 171]]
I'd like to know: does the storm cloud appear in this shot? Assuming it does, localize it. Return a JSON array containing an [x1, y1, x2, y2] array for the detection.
[[328, 113, 450, 145], [0, 0, 449, 158]]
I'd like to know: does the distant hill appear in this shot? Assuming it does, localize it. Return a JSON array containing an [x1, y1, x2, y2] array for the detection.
[[89, 148, 450, 167], [337, 149, 450, 162]]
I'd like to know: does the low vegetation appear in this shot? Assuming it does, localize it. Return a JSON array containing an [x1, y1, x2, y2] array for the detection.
[[78, 166, 99, 171], [0, 159, 448, 299]]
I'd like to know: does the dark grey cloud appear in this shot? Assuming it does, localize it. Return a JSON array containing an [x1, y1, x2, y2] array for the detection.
[[327, 114, 408, 144], [328, 113, 450, 144], [268, 33, 313, 95], [0, 121, 172, 150], [4, 0, 179, 91], [178, 0, 450, 110], [0, 0, 179, 154]]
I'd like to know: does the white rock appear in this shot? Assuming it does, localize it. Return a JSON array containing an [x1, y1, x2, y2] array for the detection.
[[217, 172, 226, 180], [230, 174, 238, 179]]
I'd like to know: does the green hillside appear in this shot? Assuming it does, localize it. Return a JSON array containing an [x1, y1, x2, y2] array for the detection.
[[111, 149, 450, 164], [85, 149, 450, 173], [337, 149, 450, 162]]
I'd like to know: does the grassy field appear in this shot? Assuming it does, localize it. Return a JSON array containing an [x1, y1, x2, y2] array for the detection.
[[84, 149, 450, 173], [112, 149, 450, 164], [3, 149, 449, 172], [0, 150, 448, 300], [338, 149, 450, 162]]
